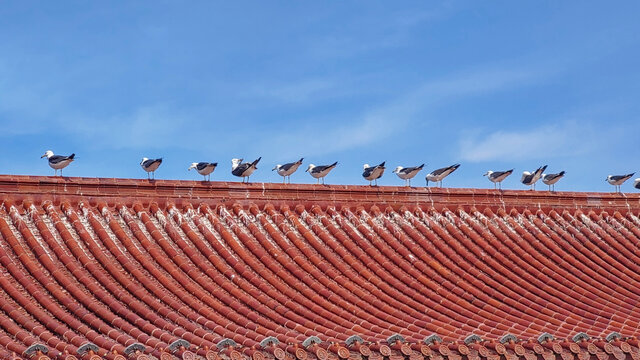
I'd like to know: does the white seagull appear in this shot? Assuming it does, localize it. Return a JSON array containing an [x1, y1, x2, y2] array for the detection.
[[392, 164, 424, 187], [362, 161, 386, 186], [188, 162, 217, 181], [306, 162, 338, 184], [231, 157, 261, 183], [521, 165, 547, 190], [635, 178, 640, 191], [41, 150, 75, 176], [141, 158, 162, 179], [426, 164, 460, 187], [272, 158, 304, 184], [483, 169, 513, 190], [542, 171, 565, 192], [606, 173, 634, 193]]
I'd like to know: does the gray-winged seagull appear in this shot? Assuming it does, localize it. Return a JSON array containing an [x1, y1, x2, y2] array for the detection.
[[606, 173, 634, 193], [521, 165, 547, 190], [41, 150, 75, 176], [273, 158, 304, 184], [483, 169, 513, 190], [189, 162, 217, 181], [542, 171, 565, 192], [362, 161, 385, 186], [426, 164, 460, 187], [306, 162, 338, 184], [141, 158, 162, 179], [232, 157, 261, 183], [392, 164, 424, 187]]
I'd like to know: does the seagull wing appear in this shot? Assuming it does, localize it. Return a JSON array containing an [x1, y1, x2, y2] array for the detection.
[[232, 163, 250, 176], [49, 155, 73, 164]]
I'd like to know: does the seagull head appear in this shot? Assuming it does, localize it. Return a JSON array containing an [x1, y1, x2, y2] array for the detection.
[[140, 157, 149, 165], [231, 158, 243, 169], [41, 150, 54, 159], [188, 163, 198, 171], [606, 175, 611, 181], [306, 164, 315, 172], [483, 171, 492, 177], [363, 164, 370, 170], [272, 165, 281, 171], [392, 166, 403, 174]]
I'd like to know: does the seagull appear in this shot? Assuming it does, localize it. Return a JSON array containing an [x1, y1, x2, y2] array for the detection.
[[306, 162, 338, 184], [362, 161, 386, 186], [521, 165, 547, 190], [606, 173, 634, 193], [426, 164, 460, 187], [188, 162, 217, 181], [542, 171, 565, 191], [41, 150, 75, 176], [232, 157, 261, 183], [140, 158, 162, 179], [272, 158, 304, 184], [483, 169, 513, 190], [635, 178, 640, 190], [392, 164, 424, 187]]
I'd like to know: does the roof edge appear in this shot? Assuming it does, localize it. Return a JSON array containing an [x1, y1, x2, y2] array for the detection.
[[0, 174, 638, 210]]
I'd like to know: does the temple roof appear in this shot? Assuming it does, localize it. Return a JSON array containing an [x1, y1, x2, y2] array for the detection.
[[0, 175, 639, 360]]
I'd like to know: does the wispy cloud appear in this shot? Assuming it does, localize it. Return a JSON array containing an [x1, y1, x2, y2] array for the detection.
[[458, 121, 600, 162], [246, 78, 339, 103], [249, 66, 542, 161]]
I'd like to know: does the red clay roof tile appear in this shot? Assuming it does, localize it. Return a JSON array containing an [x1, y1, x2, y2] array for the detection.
[[0, 175, 640, 359]]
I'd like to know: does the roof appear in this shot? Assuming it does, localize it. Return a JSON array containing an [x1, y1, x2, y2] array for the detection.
[[0, 175, 639, 360]]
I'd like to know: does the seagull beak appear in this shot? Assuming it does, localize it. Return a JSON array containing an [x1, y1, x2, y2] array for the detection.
[[40, 154, 46, 158]]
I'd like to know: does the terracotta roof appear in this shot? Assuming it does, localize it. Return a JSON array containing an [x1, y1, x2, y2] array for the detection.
[[0, 175, 640, 360]]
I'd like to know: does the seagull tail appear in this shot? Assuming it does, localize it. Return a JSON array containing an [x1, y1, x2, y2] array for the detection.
[[451, 163, 460, 171], [379, 161, 386, 167], [417, 164, 425, 169], [68, 153, 76, 160], [251, 157, 261, 166], [212, 162, 218, 167], [558, 171, 566, 176], [156, 158, 163, 163], [297, 158, 304, 164], [329, 161, 338, 168]]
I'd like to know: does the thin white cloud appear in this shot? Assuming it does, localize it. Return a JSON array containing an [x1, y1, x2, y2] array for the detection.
[[247, 78, 338, 103], [250, 67, 541, 161], [458, 121, 599, 162]]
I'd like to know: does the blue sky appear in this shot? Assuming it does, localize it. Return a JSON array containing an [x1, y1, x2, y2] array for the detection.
[[1, 1, 639, 192]]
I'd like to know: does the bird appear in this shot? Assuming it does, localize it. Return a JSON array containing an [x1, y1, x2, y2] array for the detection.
[[231, 157, 261, 183], [426, 164, 460, 187], [140, 158, 162, 179], [606, 173, 634, 193], [634, 178, 640, 190], [41, 150, 75, 176], [188, 162, 217, 181], [362, 161, 386, 186], [542, 171, 565, 191], [392, 164, 424, 187], [483, 169, 513, 190], [306, 162, 338, 184], [272, 158, 304, 184], [521, 165, 547, 190]]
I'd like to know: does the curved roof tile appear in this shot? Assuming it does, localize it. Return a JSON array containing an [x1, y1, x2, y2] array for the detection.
[[0, 175, 639, 359]]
